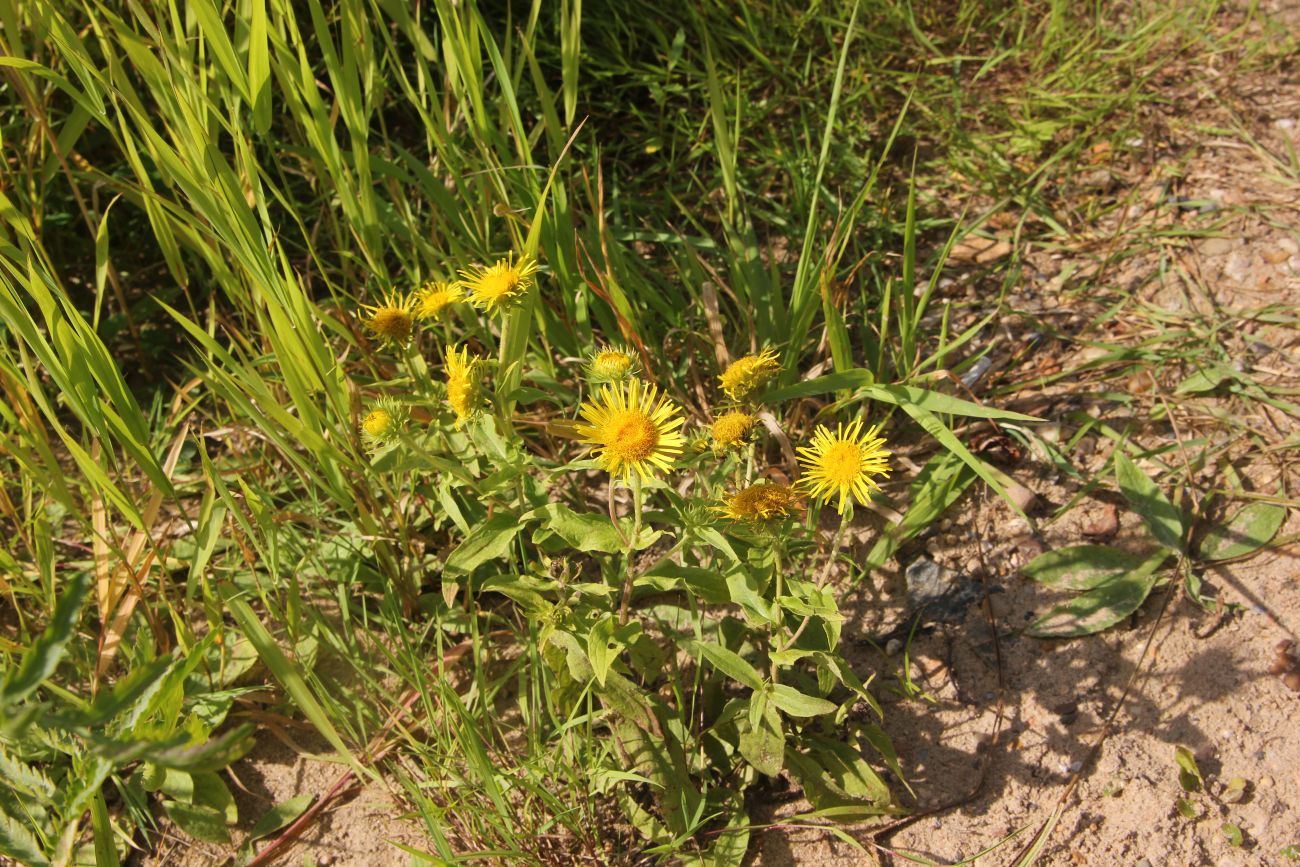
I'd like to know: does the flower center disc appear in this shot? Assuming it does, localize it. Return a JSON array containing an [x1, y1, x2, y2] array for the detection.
[[362, 410, 391, 436], [479, 271, 520, 300], [605, 412, 659, 462], [372, 308, 412, 339], [597, 351, 624, 365], [820, 441, 863, 484]]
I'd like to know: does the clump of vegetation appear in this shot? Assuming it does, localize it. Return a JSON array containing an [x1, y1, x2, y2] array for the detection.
[[0, 0, 1268, 862]]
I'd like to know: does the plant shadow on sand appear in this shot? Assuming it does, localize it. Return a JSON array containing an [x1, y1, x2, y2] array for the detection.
[[750, 502, 1300, 866]]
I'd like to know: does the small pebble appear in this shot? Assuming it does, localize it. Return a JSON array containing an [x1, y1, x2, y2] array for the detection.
[[1262, 248, 1291, 264], [1198, 237, 1236, 257], [885, 638, 903, 656]]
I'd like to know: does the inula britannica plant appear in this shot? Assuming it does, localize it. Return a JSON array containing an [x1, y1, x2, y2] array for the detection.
[[348, 253, 901, 860]]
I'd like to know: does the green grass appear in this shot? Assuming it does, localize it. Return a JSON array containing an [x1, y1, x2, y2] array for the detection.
[[0, 0, 1283, 863]]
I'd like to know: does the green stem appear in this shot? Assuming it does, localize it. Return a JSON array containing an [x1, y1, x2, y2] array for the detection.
[[769, 538, 785, 682], [778, 507, 850, 654], [617, 473, 644, 626]]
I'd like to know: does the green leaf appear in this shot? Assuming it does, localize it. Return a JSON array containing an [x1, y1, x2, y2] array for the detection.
[[1114, 452, 1186, 553], [0, 744, 55, 801], [587, 615, 621, 687], [1197, 502, 1286, 561], [1176, 797, 1200, 819], [770, 684, 837, 718], [0, 800, 49, 866], [224, 591, 366, 780], [191, 772, 237, 825], [141, 724, 256, 773], [763, 372, 1040, 421], [1175, 365, 1233, 395], [866, 450, 976, 570], [1280, 844, 1300, 861], [1221, 776, 1248, 804], [726, 570, 777, 624], [737, 699, 784, 777], [687, 640, 764, 690], [708, 792, 752, 867], [1175, 746, 1202, 792], [1022, 545, 1148, 591], [478, 574, 553, 613], [93, 195, 121, 297], [2, 571, 90, 705], [639, 563, 731, 604], [244, 794, 313, 844], [785, 736, 893, 821], [612, 717, 701, 836], [90, 787, 120, 867], [164, 799, 230, 844], [443, 513, 522, 575], [1222, 823, 1243, 847], [530, 503, 660, 553], [1025, 551, 1166, 638], [159, 769, 194, 802]]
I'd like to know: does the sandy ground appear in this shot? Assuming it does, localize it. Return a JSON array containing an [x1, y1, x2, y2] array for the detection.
[[754, 1, 1300, 861], [143, 731, 429, 866]]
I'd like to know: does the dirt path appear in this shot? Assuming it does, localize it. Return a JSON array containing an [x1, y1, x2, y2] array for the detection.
[[757, 2, 1300, 862]]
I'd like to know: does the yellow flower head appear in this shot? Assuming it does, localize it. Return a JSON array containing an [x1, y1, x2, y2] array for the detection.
[[360, 398, 406, 449], [719, 348, 780, 403], [414, 281, 461, 323], [587, 345, 637, 384], [797, 419, 891, 514], [711, 410, 756, 449], [444, 343, 481, 428], [456, 253, 539, 315], [576, 379, 686, 480], [716, 482, 802, 522], [360, 291, 416, 344]]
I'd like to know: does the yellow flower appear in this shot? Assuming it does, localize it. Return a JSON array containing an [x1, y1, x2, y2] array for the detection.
[[360, 291, 416, 344], [414, 281, 461, 323], [456, 253, 539, 314], [718, 349, 780, 403], [587, 345, 637, 383], [444, 343, 480, 428], [576, 379, 686, 480], [796, 419, 891, 514], [716, 482, 802, 522], [711, 410, 755, 449], [360, 398, 406, 449]]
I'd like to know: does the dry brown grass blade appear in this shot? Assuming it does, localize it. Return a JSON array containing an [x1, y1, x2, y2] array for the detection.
[[95, 420, 191, 680]]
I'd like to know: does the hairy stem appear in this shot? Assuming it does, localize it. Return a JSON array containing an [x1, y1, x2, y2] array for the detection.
[[617, 473, 644, 626]]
